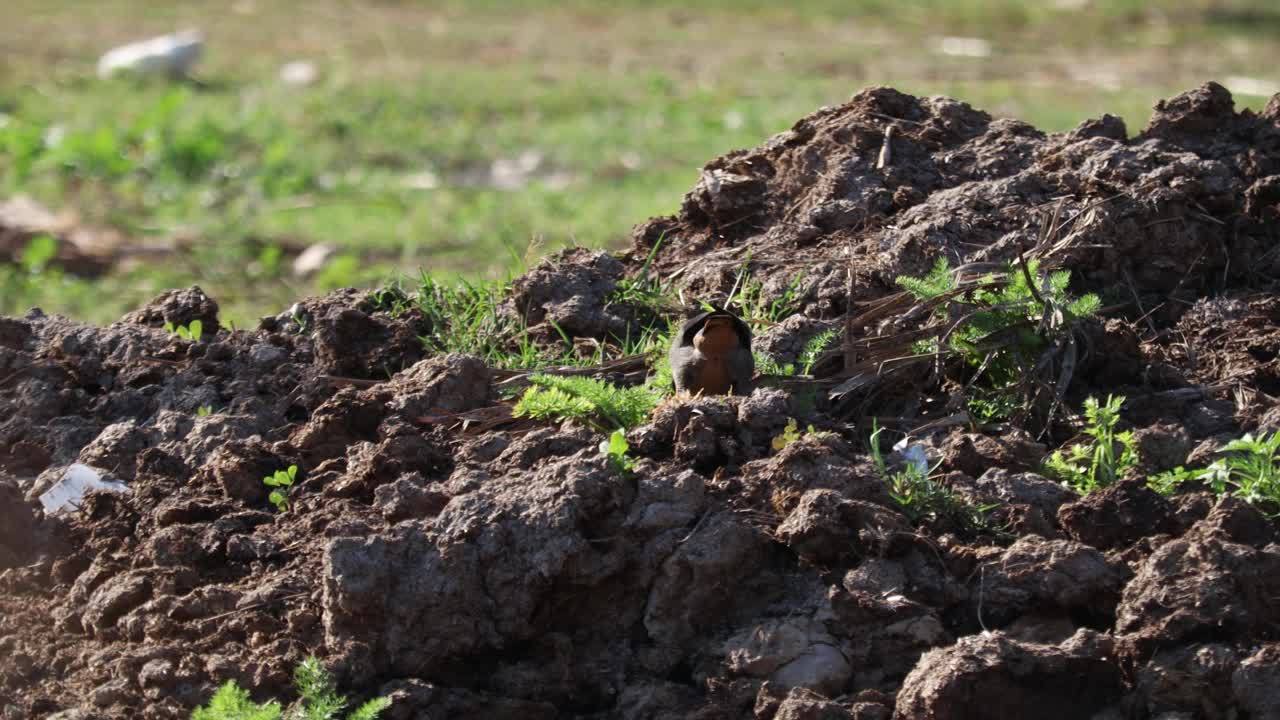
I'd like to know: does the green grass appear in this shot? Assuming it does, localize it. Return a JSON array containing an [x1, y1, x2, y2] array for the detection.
[[1, 1, 1276, 325]]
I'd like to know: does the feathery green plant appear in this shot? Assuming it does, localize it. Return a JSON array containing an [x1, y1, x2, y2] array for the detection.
[[896, 257, 1100, 421], [898, 257, 1099, 381], [799, 329, 838, 375], [896, 257, 954, 301], [192, 656, 390, 720], [513, 374, 661, 432], [193, 682, 281, 720]]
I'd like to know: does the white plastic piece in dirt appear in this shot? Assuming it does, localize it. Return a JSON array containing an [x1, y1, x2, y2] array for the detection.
[[933, 36, 992, 58], [97, 30, 204, 79], [279, 60, 318, 86], [38, 464, 131, 514], [292, 243, 337, 277], [892, 438, 931, 476], [1226, 75, 1280, 98]]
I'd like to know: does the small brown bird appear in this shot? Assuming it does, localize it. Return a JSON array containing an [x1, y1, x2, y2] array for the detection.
[[669, 308, 754, 395]]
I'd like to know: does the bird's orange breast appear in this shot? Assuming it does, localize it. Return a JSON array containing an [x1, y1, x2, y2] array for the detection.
[[691, 318, 741, 394], [694, 319, 740, 356]]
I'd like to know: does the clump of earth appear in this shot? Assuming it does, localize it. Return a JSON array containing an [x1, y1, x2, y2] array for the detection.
[[2, 82, 1280, 719]]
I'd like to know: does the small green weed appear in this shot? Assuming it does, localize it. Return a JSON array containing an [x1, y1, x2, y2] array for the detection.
[[164, 319, 204, 342], [263, 465, 298, 512], [368, 284, 413, 318], [965, 389, 1021, 425], [609, 234, 669, 314], [1207, 432, 1280, 511], [192, 655, 390, 720], [599, 429, 637, 473], [869, 421, 995, 532], [755, 329, 839, 377], [713, 257, 807, 330], [192, 682, 281, 720], [1042, 395, 1138, 493], [513, 374, 661, 432], [1150, 431, 1280, 515], [1148, 465, 1201, 496], [771, 417, 819, 451], [197, 405, 214, 417]]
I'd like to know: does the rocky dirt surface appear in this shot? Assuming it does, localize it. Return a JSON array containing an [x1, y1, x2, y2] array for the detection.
[[2, 82, 1280, 719]]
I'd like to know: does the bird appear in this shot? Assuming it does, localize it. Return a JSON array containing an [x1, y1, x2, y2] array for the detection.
[[669, 307, 754, 395]]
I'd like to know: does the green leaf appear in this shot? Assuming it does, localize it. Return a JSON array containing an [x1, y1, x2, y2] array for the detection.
[[607, 429, 629, 457]]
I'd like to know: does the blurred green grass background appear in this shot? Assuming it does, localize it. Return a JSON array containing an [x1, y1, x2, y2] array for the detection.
[[1, 0, 1277, 325]]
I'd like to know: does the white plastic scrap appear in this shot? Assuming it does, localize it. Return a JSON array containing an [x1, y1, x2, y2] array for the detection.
[[279, 60, 318, 86], [97, 30, 204, 79], [38, 464, 131, 514], [892, 438, 931, 476]]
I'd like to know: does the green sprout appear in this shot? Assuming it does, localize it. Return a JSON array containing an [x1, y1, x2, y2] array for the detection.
[[263, 465, 298, 512], [164, 319, 204, 342], [599, 429, 636, 473]]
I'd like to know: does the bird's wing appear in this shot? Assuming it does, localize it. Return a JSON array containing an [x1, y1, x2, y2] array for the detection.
[[728, 348, 755, 395], [668, 343, 699, 393]]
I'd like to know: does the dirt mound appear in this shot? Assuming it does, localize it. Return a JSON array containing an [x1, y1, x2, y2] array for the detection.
[[632, 82, 1280, 327], [3, 83, 1280, 718]]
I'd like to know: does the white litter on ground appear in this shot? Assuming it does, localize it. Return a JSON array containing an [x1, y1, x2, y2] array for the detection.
[[279, 60, 318, 86], [38, 464, 131, 514], [933, 36, 992, 58], [97, 30, 204, 79], [892, 438, 932, 476]]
